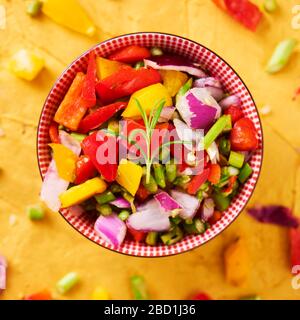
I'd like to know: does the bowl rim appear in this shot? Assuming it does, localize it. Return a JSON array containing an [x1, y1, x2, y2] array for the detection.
[[36, 31, 264, 258]]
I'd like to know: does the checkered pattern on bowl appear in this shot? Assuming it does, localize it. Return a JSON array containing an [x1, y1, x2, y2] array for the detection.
[[37, 32, 263, 257]]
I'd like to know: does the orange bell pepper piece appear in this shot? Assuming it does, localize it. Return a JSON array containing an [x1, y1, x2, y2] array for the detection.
[[207, 163, 221, 185], [23, 289, 52, 300], [54, 72, 88, 131]]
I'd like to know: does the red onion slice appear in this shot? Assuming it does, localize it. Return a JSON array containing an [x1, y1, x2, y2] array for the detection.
[[193, 77, 224, 101], [94, 213, 127, 247], [144, 55, 206, 78], [158, 106, 175, 123], [219, 95, 241, 109], [40, 160, 69, 212], [110, 197, 131, 209], [201, 198, 215, 221], [127, 199, 171, 232], [170, 190, 200, 220], [154, 191, 182, 216]]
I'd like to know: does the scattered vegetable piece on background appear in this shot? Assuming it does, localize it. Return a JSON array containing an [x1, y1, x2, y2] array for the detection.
[[248, 205, 299, 228], [56, 272, 79, 294], [9, 49, 45, 81], [130, 275, 149, 300], [266, 39, 297, 74], [8, 214, 17, 226], [0, 254, 7, 290], [26, 0, 42, 17], [259, 105, 272, 116], [189, 292, 212, 300], [91, 287, 110, 300], [23, 289, 52, 300], [42, 0, 96, 37], [27, 204, 45, 220], [224, 238, 249, 286], [0, 128, 5, 137], [212, 0, 263, 32], [263, 0, 278, 13]]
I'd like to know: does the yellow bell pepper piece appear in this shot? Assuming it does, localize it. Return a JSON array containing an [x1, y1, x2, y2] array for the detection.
[[49, 143, 77, 182], [116, 159, 143, 196], [224, 238, 249, 286], [160, 70, 188, 97], [60, 177, 107, 208], [122, 83, 172, 119], [8, 49, 45, 81], [91, 287, 110, 300], [41, 0, 96, 37], [96, 57, 127, 80]]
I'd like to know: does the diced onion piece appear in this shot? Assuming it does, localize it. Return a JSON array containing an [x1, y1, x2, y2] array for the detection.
[[193, 77, 224, 101], [127, 199, 170, 232], [201, 198, 215, 221], [170, 190, 200, 220], [59, 130, 81, 156], [219, 95, 241, 109], [207, 141, 219, 164], [158, 106, 176, 122], [40, 160, 69, 212], [154, 191, 182, 216], [94, 213, 127, 247], [110, 197, 131, 209], [144, 55, 206, 78]]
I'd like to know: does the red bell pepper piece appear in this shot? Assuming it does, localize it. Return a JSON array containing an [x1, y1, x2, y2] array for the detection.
[[208, 210, 223, 225], [230, 117, 258, 151], [136, 184, 150, 202], [290, 227, 300, 273], [74, 155, 97, 185], [108, 45, 151, 64], [187, 168, 211, 195], [95, 67, 161, 104], [213, 0, 262, 32], [54, 72, 88, 131], [128, 228, 146, 242], [49, 121, 60, 144], [224, 106, 244, 124], [207, 163, 221, 185], [81, 131, 118, 182], [81, 51, 97, 108], [190, 292, 212, 300], [23, 289, 52, 300], [78, 101, 127, 133], [222, 176, 238, 195]]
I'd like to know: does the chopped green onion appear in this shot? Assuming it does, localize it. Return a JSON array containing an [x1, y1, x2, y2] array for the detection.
[[130, 275, 149, 300], [161, 226, 183, 245], [96, 204, 112, 216], [95, 191, 115, 205], [176, 78, 193, 103], [159, 146, 170, 162], [219, 154, 229, 166], [70, 132, 87, 143], [213, 192, 230, 211], [150, 47, 163, 56], [196, 190, 204, 201], [266, 39, 297, 74], [173, 175, 191, 187], [200, 181, 210, 192], [153, 164, 166, 188], [238, 163, 253, 183], [118, 210, 130, 221], [165, 160, 177, 183], [183, 218, 205, 235], [228, 166, 240, 176], [122, 192, 136, 212], [145, 232, 158, 246], [134, 61, 145, 69], [263, 0, 277, 13], [26, 0, 42, 17], [204, 115, 231, 149], [142, 174, 158, 194], [170, 216, 182, 225], [219, 137, 231, 156], [27, 204, 44, 220], [107, 119, 119, 135], [56, 272, 79, 294], [228, 151, 245, 168]]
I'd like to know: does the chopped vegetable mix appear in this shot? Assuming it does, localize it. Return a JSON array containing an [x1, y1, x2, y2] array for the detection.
[[41, 45, 259, 247]]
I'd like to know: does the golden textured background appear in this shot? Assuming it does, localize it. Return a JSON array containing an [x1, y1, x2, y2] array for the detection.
[[0, 0, 300, 300]]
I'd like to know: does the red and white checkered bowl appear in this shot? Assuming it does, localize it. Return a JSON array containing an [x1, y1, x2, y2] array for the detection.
[[37, 32, 263, 257]]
